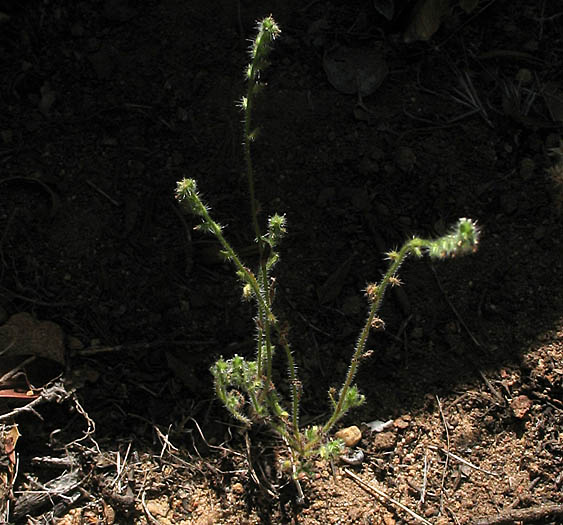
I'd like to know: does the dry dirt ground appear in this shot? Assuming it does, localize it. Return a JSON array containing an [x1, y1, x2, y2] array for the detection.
[[0, 0, 562, 523]]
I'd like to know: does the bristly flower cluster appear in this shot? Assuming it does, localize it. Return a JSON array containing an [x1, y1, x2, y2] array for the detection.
[[241, 16, 280, 113], [426, 218, 480, 258], [248, 16, 280, 74], [175, 16, 481, 476]]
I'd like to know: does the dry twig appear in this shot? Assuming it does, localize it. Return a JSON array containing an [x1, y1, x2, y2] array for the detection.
[[428, 445, 498, 477], [76, 339, 215, 356], [420, 449, 430, 505], [471, 503, 563, 525], [344, 468, 432, 525], [436, 395, 450, 513], [86, 179, 120, 206], [12, 471, 83, 521], [141, 490, 160, 524], [0, 380, 71, 422]]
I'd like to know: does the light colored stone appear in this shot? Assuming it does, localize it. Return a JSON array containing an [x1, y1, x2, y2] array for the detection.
[[335, 425, 362, 447], [231, 482, 244, 495], [393, 415, 411, 430], [146, 497, 170, 517]]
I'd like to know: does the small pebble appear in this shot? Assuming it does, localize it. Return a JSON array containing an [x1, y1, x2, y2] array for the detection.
[[231, 482, 244, 495], [335, 425, 362, 447], [510, 394, 532, 418], [393, 415, 411, 430]]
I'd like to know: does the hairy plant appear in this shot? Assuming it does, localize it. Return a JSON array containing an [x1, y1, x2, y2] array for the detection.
[[175, 16, 480, 473]]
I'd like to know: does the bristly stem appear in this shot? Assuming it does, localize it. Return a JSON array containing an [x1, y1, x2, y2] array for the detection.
[[241, 17, 302, 433], [242, 17, 281, 388], [323, 219, 480, 433]]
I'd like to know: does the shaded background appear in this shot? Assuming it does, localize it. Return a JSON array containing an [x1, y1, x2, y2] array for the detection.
[[0, 0, 562, 522]]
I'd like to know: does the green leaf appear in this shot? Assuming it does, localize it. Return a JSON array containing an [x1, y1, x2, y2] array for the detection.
[[344, 384, 365, 410], [319, 439, 344, 460], [304, 425, 321, 443]]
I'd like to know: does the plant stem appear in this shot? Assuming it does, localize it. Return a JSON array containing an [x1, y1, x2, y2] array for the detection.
[[281, 340, 300, 436], [323, 238, 425, 433], [243, 47, 276, 385], [243, 94, 261, 247]]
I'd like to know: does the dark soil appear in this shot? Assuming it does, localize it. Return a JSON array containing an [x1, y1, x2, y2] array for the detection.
[[0, 0, 562, 523]]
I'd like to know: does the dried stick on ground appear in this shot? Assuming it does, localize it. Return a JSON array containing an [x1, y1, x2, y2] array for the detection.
[[0, 380, 72, 422], [31, 455, 79, 469], [472, 503, 563, 525], [344, 468, 432, 525], [12, 470, 83, 521], [436, 395, 450, 513], [428, 446, 498, 477]]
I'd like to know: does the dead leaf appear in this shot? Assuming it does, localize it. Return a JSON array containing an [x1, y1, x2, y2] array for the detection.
[[0, 389, 39, 399], [0, 424, 20, 501], [404, 0, 450, 43], [365, 419, 394, 432], [323, 45, 388, 97], [2, 424, 20, 460], [460, 0, 479, 13], [0, 312, 65, 365]]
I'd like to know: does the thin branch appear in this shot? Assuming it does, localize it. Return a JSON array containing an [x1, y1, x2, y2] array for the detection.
[[436, 395, 450, 513], [472, 503, 563, 525], [344, 468, 433, 525], [420, 449, 430, 505], [0, 380, 71, 422], [428, 445, 499, 477], [141, 490, 160, 524]]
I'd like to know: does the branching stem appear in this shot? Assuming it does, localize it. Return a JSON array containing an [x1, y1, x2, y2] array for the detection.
[[175, 15, 480, 474]]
